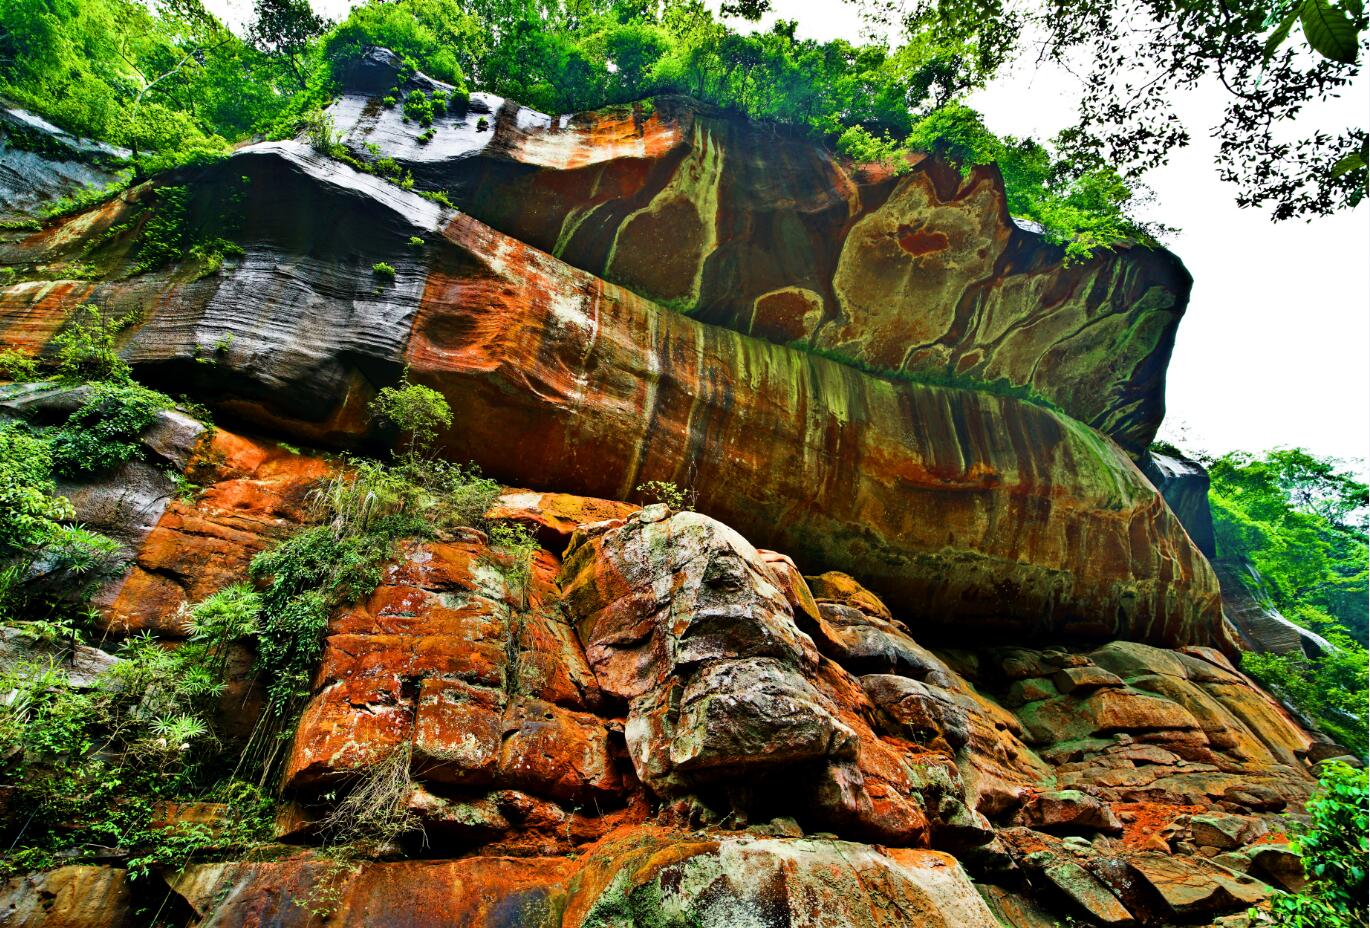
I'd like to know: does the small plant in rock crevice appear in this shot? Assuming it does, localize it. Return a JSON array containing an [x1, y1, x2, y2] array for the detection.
[[635, 480, 695, 511]]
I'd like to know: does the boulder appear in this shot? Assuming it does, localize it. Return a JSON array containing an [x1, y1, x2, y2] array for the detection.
[[1139, 450, 1217, 558], [1124, 853, 1272, 917], [1015, 789, 1123, 834], [0, 865, 130, 928]]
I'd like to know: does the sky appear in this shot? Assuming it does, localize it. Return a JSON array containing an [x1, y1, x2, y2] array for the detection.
[[208, 0, 1369, 465]]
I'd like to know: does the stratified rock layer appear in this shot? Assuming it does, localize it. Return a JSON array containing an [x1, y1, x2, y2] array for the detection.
[[0, 144, 1223, 648], [326, 54, 1191, 453]]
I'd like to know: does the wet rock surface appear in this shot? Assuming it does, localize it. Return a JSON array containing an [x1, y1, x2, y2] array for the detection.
[[0, 69, 1336, 927], [0, 143, 1223, 649], [324, 58, 1190, 454]]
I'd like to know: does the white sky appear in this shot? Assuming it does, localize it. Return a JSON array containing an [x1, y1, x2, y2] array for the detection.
[[208, 0, 1369, 465]]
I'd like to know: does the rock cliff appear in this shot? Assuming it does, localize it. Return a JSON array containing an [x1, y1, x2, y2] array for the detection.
[[0, 62, 1341, 928]]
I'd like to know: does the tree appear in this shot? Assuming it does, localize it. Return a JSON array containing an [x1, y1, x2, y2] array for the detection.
[[370, 376, 453, 461], [854, 0, 1367, 220], [247, 0, 327, 89]]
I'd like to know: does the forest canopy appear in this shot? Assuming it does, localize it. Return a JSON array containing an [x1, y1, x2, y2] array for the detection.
[[0, 0, 1160, 260], [1204, 447, 1369, 754]]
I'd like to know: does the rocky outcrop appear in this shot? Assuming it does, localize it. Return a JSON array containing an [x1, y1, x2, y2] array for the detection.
[[0, 144, 1223, 649], [0, 105, 126, 224], [159, 829, 1001, 928], [0, 60, 1332, 928], [1217, 560, 1334, 658], [325, 50, 1191, 454], [1141, 449, 1217, 557], [0, 422, 1322, 926]]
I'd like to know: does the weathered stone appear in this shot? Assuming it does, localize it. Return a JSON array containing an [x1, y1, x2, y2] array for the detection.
[[1016, 687, 1202, 744], [1053, 665, 1125, 694], [0, 144, 1225, 649], [485, 490, 638, 553], [1125, 853, 1273, 917], [1246, 844, 1308, 892], [1140, 450, 1217, 558], [862, 674, 971, 749], [1219, 560, 1334, 657], [1026, 852, 1135, 925], [0, 865, 130, 928], [806, 571, 896, 622], [1189, 812, 1266, 850], [1015, 789, 1123, 834], [566, 830, 1002, 928], [327, 68, 1191, 453]]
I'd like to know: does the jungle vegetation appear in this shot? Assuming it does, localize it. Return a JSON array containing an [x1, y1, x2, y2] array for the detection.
[[1201, 446, 1369, 755], [0, 0, 1173, 260]]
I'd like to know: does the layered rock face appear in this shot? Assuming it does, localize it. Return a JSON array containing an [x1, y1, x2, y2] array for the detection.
[[328, 49, 1190, 454], [0, 425, 1324, 926], [0, 63, 1335, 928], [0, 142, 1222, 649]]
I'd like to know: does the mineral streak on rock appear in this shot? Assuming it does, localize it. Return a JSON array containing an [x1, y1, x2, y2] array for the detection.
[[327, 69, 1191, 453], [0, 143, 1223, 648]]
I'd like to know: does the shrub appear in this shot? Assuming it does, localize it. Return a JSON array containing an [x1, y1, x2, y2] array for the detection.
[[48, 381, 172, 477], [183, 583, 261, 673], [635, 480, 694, 511], [50, 304, 132, 384], [475, 116, 489, 132], [305, 109, 340, 154], [487, 521, 538, 608], [372, 261, 397, 280], [0, 426, 72, 559], [406, 236, 424, 248], [370, 377, 451, 457], [403, 90, 433, 127], [417, 127, 435, 144], [0, 349, 40, 382], [1256, 763, 1368, 927]]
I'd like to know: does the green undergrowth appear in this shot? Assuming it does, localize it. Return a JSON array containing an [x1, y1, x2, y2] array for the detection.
[[1251, 763, 1368, 928], [791, 341, 1064, 412]]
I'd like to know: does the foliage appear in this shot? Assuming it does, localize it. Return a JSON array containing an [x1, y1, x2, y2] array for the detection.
[[182, 583, 261, 673], [0, 425, 72, 560], [371, 261, 397, 281], [371, 376, 451, 457], [0, 349, 40, 382], [0, 0, 304, 169], [48, 380, 172, 477], [1253, 763, 1368, 927], [859, 0, 1366, 221], [0, 633, 263, 877], [50, 304, 132, 384], [487, 521, 539, 608], [635, 480, 695, 511], [1206, 447, 1369, 754], [1209, 448, 1367, 642]]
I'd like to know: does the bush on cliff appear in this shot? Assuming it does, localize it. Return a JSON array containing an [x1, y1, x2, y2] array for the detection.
[[1254, 762, 1369, 928]]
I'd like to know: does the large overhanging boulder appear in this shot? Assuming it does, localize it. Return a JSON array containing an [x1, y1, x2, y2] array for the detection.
[[323, 50, 1192, 455], [0, 142, 1222, 648]]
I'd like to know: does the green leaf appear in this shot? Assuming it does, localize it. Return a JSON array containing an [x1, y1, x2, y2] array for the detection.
[[1330, 151, 1367, 178], [1299, 0, 1361, 63], [1265, 6, 1302, 60]]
